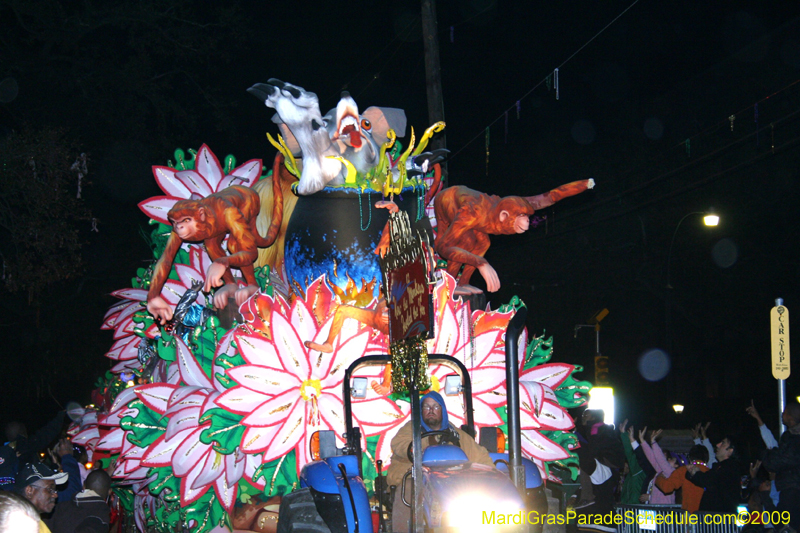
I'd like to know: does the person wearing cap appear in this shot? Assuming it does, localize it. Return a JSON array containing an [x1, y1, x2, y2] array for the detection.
[[14, 462, 69, 533], [386, 391, 494, 531], [0, 490, 41, 533]]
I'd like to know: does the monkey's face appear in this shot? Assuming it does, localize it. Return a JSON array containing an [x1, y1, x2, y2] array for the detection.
[[172, 216, 200, 241], [513, 214, 530, 233]]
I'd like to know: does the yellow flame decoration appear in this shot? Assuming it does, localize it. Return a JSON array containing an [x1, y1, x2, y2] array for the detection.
[[266, 133, 300, 178]]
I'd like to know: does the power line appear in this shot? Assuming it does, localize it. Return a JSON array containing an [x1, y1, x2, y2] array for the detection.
[[448, 0, 641, 162], [545, 103, 800, 226], [520, 129, 800, 246]]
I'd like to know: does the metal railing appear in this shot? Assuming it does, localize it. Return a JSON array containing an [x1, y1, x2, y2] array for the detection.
[[613, 504, 744, 533]]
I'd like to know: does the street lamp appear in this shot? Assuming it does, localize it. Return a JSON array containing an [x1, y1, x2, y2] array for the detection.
[[665, 209, 720, 289], [575, 308, 610, 386]]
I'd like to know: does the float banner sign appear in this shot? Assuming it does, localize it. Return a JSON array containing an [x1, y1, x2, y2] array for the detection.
[[770, 305, 790, 380], [388, 256, 431, 343]]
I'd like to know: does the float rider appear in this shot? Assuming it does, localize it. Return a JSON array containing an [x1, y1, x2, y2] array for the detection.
[[386, 391, 495, 531]]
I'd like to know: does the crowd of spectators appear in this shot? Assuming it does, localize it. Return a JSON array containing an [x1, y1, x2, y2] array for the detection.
[[570, 401, 800, 533], [0, 412, 111, 533]]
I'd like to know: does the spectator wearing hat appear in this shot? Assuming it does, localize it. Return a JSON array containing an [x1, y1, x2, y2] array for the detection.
[[0, 490, 40, 533], [14, 462, 69, 533]]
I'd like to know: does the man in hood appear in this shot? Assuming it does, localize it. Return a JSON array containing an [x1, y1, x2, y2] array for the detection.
[[386, 391, 494, 531]]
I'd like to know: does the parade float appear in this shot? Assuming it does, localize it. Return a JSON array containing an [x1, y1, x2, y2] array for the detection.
[[69, 80, 593, 532]]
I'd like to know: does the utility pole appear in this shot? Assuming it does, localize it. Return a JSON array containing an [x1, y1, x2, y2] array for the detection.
[[420, 0, 448, 186]]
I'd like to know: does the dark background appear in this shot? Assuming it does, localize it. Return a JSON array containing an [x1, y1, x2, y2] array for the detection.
[[1, 0, 798, 456]]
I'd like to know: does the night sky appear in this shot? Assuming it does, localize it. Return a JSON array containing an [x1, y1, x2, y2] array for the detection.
[[1, 0, 798, 454]]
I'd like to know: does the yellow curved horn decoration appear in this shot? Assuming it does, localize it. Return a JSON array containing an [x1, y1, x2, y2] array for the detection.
[[374, 129, 397, 178], [266, 133, 300, 178], [412, 121, 446, 156], [396, 127, 416, 170], [325, 155, 357, 185]]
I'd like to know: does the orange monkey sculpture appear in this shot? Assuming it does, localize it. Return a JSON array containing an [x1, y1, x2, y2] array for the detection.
[[147, 184, 283, 324], [433, 179, 594, 294]]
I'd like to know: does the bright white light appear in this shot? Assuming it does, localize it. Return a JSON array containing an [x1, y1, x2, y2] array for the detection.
[[588, 387, 615, 425], [445, 493, 521, 530], [703, 214, 719, 226], [673, 404, 684, 414]]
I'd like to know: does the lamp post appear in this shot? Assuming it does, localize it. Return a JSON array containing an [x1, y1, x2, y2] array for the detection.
[[665, 210, 719, 290], [664, 210, 719, 351], [575, 308, 610, 387]]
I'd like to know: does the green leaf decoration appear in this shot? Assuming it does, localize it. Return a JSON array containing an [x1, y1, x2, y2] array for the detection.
[[524, 333, 554, 369], [361, 435, 382, 496], [198, 408, 245, 455], [223, 154, 237, 174], [149, 223, 174, 260], [112, 485, 134, 512], [187, 330, 215, 378], [133, 267, 151, 290], [147, 466, 181, 502], [155, 333, 177, 362], [237, 477, 265, 504], [497, 296, 526, 314], [253, 450, 298, 497], [215, 337, 246, 372], [553, 366, 591, 409], [184, 491, 228, 532], [150, 501, 182, 533], [254, 266, 273, 294], [119, 399, 167, 448]]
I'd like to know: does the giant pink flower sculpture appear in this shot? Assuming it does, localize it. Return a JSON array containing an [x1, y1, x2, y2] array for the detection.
[[102, 288, 159, 373], [138, 383, 245, 511], [217, 282, 403, 475], [156, 245, 212, 308], [138, 144, 262, 225], [68, 410, 100, 460]]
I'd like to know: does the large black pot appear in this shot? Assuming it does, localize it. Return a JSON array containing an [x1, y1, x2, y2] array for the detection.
[[284, 186, 433, 298]]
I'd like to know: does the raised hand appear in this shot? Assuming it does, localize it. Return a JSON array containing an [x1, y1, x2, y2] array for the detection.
[[749, 460, 762, 479], [650, 429, 663, 444], [746, 400, 764, 426], [638, 426, 648, 444]]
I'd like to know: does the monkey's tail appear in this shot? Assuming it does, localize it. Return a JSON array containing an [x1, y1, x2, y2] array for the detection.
[[423, 163, 443, 208], [255, 153, 287, 248]]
